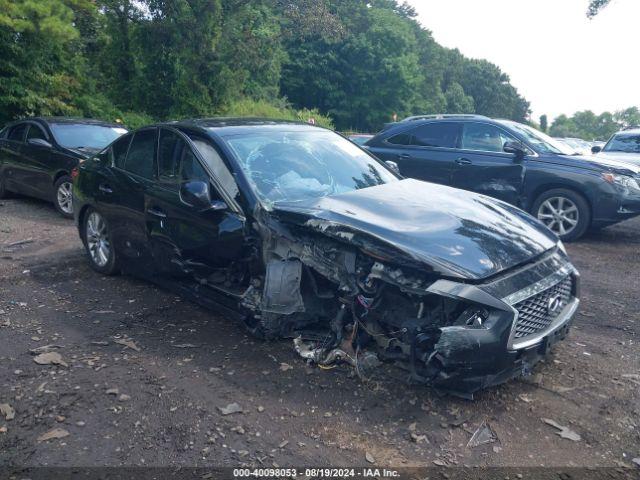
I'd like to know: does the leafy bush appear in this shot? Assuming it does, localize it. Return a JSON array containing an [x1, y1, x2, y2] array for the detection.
[[218, 98, 334, 129]]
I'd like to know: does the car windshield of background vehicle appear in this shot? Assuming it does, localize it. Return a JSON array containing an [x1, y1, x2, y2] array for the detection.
[[604, 134, 640, 153], [50, 124, 128, 151], [499, 120, 575, 155], [223, 130, 398, 207]]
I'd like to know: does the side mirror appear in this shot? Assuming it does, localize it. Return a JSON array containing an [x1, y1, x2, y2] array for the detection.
[[591, 146, 602, 154], [179, 180, 228, 212], [503, 141, 526, 157], [385, 160, 401, 175], [27, 138, 52, 149]]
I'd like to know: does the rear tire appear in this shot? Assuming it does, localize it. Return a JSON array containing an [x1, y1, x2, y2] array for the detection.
[[82, 208, 119, 275], [531, 188, 590, 242], [53, 175, 74, 218]]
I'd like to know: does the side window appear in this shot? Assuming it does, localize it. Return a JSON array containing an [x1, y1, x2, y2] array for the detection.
[[158, 129, 183, 181], [186, 133, 239, 199], [461, 123, 516, 153], [411, 122, 459, 148], [112, 133, 132, 169], [180, 148, 209, 183], [26, 125, 47, 141], [8, 124, 27, 142], [386, 133, 412, 146], [124, 129, 157, 179]]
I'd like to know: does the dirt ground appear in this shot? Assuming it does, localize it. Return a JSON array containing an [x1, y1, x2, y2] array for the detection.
[[0, 195, 639, 470]]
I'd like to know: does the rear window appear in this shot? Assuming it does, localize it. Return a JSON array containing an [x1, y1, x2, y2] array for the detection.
[[50, 123, 128, 150]]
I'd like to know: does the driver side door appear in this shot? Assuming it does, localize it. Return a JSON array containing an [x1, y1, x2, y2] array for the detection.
[[145, 128, 246, 280], [450, 122, 526, 206]]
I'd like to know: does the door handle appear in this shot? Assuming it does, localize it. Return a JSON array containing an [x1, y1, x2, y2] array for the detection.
[[398, 153, 411, 159], [147, 207, 167, 218], [455, 158, 472, 166], [98, 184, 113, 194]]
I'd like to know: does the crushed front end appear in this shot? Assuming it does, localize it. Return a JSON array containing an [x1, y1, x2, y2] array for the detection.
[[241, 212, 580, 398]]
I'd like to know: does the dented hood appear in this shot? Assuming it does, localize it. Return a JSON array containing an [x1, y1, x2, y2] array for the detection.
[[273, 179, 557, 281]]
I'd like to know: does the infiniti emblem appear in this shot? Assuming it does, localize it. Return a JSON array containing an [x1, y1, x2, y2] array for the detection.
[[547, 294, 563, 315]]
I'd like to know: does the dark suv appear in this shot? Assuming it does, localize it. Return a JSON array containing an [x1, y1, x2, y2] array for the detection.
[[366, 115, 640, 241]]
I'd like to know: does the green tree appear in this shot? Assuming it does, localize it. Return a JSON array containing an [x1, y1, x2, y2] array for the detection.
[[549, 109, 629, 140], [0, 0, 533, 132], [0, 0, 96, 124], [281, 1, 424, 131], [539, 114, 548, 133], [444, 82, 474, 114], [614, 107, 640, 128], [456, 58, 530, 121]]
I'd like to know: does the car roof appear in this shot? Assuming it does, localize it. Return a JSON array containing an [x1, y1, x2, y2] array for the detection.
[[380, 115, 508, 136], [616, 128, 640, 135], [9, 117, 125, 128], [161, 117, 322, 136]]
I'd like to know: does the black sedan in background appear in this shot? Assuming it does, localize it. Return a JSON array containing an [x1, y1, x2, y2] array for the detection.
[[73, 118, 579, 395], [0, 117, 128, 217], [366, 115, 640, 241]]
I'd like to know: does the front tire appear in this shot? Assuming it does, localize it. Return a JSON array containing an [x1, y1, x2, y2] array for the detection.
[[54, 175, 74, 218], [532, 188, 590, 241], [82, 208, 119, 275]]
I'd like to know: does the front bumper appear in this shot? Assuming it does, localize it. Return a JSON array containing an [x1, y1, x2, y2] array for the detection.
[[424, 251, 580, 396], [592, 185, 640, 227]]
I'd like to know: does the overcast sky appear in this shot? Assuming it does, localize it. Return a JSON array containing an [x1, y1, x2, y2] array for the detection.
[[406, 0, 640, 121]]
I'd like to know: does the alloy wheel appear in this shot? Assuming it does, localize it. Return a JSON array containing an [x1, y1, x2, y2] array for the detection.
[[537, 196, 579, 236], [86, 212, 111, 267], [56, 181, 73, 214]]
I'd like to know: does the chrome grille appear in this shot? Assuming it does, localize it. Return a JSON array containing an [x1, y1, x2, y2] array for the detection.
[[513, 276, 573, 339]]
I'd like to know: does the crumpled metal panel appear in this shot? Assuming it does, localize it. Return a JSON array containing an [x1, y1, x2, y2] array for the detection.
[[261, 260, 304, 315]]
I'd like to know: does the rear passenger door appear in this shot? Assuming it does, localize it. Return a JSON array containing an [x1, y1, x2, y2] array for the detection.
[[145, 128, 246, 280], [21, 123, 55, 199], [98, 129, 157, 270], [450, 122, 525, 206], [382, 122, 461, 185], [1, 123, 29, 193]]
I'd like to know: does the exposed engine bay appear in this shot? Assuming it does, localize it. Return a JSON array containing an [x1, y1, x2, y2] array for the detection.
[[197, 208, 579, 398]]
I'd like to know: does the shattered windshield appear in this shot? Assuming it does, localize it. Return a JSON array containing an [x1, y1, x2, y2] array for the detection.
[[223, 129, 398, 206]]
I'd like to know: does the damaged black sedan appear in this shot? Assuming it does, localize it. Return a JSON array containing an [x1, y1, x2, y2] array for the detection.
[[73, 119, 580, 396]]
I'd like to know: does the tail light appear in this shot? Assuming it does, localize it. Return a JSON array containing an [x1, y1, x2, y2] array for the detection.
[[71, 167, 79, 181]]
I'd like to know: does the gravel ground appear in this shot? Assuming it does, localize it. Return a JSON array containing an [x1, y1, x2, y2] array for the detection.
[[0, 195, 638, 469]]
